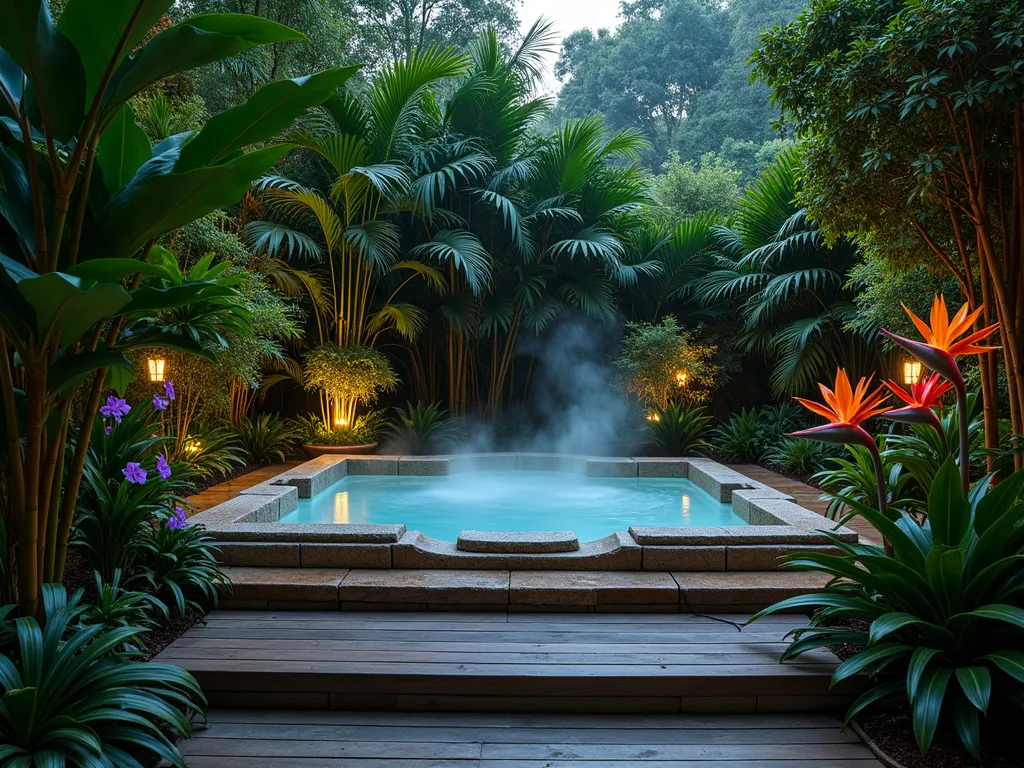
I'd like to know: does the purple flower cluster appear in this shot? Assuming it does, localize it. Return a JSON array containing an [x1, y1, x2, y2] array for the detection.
[[156, 453, 172, 480], [152, 380, 177, 411], [122, 462, 147, 484], [167, 505, 187, 530], [100, 396, 131, 425]]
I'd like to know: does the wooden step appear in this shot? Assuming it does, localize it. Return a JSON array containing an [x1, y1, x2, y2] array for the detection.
[[218, 568, 831, 613], [180, 709, 884, 767], [158, 610, 861, 714]]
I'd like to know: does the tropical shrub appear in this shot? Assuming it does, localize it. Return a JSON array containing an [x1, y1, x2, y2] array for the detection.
[[385, 402, 464, 455], [305, 344, 400, 429], [0, 585, 205, 766], [814, 440, 915, 521], [646, 403, 710, 456], [0, 0, 356, 613], [755, 459, 1024, 759], [765, 437, 831, 477], [180, 422, 247, 478], [712, 408, 763, 462], [613, 317, 719, 407], [753, 296, 1018, 759], [79, 570, 165, 653], [133, 522, 227, 616], [298, 411, 387, 447], [233, 413, 302, 465]]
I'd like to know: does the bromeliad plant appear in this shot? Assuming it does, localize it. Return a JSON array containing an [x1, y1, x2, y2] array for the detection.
[[752, 297, 1020, 759], [0, 1, 360, 614]]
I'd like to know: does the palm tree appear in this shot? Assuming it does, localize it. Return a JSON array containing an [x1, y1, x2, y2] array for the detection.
[[251, 45, 486, 423], [692, 149, 882, 396], [400, 22, 659, 416]]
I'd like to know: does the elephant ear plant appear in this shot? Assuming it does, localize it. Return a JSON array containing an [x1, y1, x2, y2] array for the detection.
[[751, 297, 1021, 760], [0, 0, 360, 615]]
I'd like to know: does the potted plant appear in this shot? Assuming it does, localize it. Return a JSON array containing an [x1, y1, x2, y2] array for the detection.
[[301, 344, 397, 455]]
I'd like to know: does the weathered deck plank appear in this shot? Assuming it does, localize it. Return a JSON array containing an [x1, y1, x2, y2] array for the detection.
[[181, 710, 883, 766], [158, 610, 859, 713]]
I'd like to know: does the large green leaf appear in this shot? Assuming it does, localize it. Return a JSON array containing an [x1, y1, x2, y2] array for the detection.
[[906, 646, 941, 702], [868, 612, 950, 646], [103, 14, 306, 116], [123, 283, 237, 314], [97, 103, 151, 193], [950, 604, 1024, 631], [48, 350, 132, 394], [983, 650, 1024, 683], [925, 546, 964, 616], [974, 466, 1024, 535], [94, 144, 292, 259], [927, 457, 969, 547], [911, 666, 951, 754], [175, 66, 360, 173], [58, 0, 172, 105], [116, 327, 218, 362], [955, 666, 991, 714], [66, 258, 174, 283], [0, 253, 36, 344], [0, 0, 85, 141], [950, 693, 981, 762], [831, 643, 910, 685], [16, 272, 131, 346], [0, 147, 37, 258]]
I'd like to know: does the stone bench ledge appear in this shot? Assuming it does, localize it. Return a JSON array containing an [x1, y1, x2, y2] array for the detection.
[[457, 530, 580, 553]]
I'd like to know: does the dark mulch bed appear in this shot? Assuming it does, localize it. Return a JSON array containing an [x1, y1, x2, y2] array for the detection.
[[62, 547, 205, 660], [819, 616, 1016, 767], [856, 702, 1018, 768]]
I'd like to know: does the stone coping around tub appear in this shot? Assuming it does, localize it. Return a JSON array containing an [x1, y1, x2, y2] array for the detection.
[[186, 453, 858, 571]]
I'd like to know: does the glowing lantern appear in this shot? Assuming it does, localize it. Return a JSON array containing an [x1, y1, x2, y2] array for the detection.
[[903, 360, 922, 386], [676, 370, 688, 387], [646, 412, 661, 422], [147, 357, 166, 382]]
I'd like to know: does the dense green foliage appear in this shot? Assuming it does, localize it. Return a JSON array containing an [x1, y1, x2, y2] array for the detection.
[[758, 459, 1024, 759], [0, 585, 205, 767], [752, 0, 1024, 457], [554, 0, 804, 168], [385, 401, 464, 454], [645, 403, 710, 457]]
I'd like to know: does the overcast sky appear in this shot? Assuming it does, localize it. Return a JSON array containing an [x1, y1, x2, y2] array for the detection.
[[518, 0, 624, 93]]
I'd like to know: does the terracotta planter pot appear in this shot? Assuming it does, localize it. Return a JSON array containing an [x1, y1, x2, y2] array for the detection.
[[302, 442, 379, 458]]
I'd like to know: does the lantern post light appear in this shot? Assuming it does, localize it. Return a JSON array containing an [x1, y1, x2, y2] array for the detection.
[[903, 359, 922, 386], [147, 357, 166, 383]]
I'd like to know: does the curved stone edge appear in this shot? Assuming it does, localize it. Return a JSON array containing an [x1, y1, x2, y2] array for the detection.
[[457, 530, 580, 554], [395, 531, 642, 570]]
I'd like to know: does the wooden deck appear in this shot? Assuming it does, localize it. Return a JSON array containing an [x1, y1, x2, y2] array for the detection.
[[728, 463, 881, 545], [182, 709, 884, 766], [187, 460, 303, 513], [159, 610, 861, 713]]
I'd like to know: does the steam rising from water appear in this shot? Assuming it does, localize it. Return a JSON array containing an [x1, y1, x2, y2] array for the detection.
[[458, 313, 641, 456]]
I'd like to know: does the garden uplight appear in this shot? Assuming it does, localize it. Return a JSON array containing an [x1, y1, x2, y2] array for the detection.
[[902, 360, 921, 386], [147, 357, 166, 382], [646, 411, 661, 422], [676, 371, 688, 386]]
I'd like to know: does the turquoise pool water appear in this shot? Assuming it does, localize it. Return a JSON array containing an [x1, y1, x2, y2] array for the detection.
[[278, 470, 745, 541]]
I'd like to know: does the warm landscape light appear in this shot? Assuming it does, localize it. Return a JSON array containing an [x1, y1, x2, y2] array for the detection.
[[903, 360, 922, 386], [646, 412, 660, 422], [335, 417, 348, 427], [676, 371, 688, 386], [184, 440, 201, 454], [147, 357, 166, 382]]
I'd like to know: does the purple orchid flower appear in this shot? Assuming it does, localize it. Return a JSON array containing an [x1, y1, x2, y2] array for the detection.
[[164, 381, 176, 401], [105, 425, 112, 436], [100, 396, 131, 424], [122, 462, 147, 484], [167, 506, 187, 530], [152, 394, 169, 411], [156, 453, 172, 480]]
